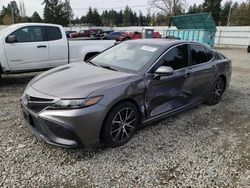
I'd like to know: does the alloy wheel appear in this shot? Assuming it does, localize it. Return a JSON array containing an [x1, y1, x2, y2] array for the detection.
[[110, 107, 136, 143], [212, 78, 225, 103]]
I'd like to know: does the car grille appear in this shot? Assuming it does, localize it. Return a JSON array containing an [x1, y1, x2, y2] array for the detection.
[[23, 94, 56, 113], [29, 96, 54, 102]]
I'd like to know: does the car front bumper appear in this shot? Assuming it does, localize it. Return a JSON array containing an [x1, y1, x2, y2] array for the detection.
[[20, 97, 107, 148]]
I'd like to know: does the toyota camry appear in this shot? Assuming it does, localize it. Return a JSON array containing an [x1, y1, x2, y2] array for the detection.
[[20, 39, 232, 148]]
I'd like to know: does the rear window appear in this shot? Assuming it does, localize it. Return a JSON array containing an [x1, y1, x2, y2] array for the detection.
[[46, 26, 62, 41], [190, 44, 208, 65]]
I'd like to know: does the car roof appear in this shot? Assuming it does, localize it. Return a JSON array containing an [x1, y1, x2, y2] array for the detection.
[[12, 23, 62, 27], [125, 38, 184, 46], [125, 39, 207, 48]]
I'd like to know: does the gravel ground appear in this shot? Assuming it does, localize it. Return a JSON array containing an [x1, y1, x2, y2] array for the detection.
[[0, 49, 250, 187]]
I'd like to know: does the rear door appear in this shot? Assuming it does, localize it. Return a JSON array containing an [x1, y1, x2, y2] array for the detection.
[[4, 26, 50, 71], [45, 26, 68, 67], [145, 44, 193, 117], [188, 44, 216, 101]]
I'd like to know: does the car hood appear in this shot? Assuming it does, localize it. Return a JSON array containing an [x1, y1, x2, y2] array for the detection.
[[29, 62, 134, 99]]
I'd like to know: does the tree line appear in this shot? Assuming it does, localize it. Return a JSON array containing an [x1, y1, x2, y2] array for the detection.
[[0, 0, 250, 26]]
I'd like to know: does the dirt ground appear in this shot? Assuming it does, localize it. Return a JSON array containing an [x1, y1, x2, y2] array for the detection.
[[0, 49, 249, 187]]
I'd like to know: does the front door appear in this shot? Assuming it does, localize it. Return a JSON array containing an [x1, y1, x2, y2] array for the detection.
[[145, 44, 193, 118], [4, 26, 50, 71]]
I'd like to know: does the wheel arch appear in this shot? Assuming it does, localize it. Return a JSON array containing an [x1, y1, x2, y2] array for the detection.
[[218, 74, 227, 91], [99, 98, 142, 140]]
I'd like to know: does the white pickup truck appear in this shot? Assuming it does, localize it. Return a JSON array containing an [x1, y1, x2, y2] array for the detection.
[[0, 23, 115, 77]]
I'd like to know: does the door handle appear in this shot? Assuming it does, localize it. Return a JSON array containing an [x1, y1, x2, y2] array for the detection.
[[37, 45, 47, 48]]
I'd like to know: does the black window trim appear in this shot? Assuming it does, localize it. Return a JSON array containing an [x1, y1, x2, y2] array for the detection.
[[147, 42, 190, 74], [5, 26, 47, 44], [205, 48, 215, 62]]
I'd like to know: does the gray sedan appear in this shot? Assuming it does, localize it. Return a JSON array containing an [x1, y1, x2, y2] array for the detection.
[[20, 39, 232, 148]]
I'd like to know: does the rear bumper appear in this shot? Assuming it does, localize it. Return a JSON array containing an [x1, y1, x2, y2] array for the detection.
[[21, 101, 107, 148]]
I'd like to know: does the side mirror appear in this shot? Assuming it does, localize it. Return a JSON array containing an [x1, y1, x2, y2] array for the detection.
[[6, 35, 17, 43], [155, 66, 174, 76]]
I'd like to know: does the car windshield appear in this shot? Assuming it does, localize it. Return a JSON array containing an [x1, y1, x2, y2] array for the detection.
[[91, 42, 160, 72]]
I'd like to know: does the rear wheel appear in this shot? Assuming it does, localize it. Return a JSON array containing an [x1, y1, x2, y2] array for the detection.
[[205, 77, 226, 105], [101, 102, 139, 147]]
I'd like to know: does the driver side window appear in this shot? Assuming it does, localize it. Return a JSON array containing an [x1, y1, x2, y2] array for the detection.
[[9, 26, 44, 43], [152, 44, 188, 72]]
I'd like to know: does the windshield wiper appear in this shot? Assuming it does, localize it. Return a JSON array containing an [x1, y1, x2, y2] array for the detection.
[[87, 61, 99, 67], [99, 65, 118, 71]]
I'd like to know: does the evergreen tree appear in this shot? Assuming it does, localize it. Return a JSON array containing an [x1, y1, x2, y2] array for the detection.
[[230, 1, 250, 26], [117, 10, 123, 26], [220, 0, 233, 25], [187, 3, 203, 14], [43, 0, 71, 26], [123, 6, 133, 26], [31, 11, 43, 23], [203, 0, 222, 25], [138, 11, 144, 26], [80, 15, 86, 24], [85, 7, 93, 25], [92, 8, 101, 26]]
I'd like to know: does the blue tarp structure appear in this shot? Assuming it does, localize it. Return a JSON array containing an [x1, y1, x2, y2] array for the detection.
[[166, 13, 217, 46]]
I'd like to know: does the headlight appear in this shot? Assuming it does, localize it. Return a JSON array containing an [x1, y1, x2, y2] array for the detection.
[[51, 96, 103, 109]]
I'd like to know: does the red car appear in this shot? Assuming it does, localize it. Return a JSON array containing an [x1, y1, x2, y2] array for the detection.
[[153, 32, 162, 38], [71, 29, 103, 38], [119, 31, 162, 41]]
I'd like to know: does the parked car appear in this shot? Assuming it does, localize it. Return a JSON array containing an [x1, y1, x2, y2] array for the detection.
[[99, 30, 114, 39], [248, 45, 250, 53], [70, 30, 90, 38], [20, 39, 232, 148], [119, 31, 162, 41], [71, 29, 104, 38], [65, 30, 77, 38], [106, 31, 125, 41], [153, 31, 162, 38], [120, 31, 142, 41], [0, 23, 115, 78]]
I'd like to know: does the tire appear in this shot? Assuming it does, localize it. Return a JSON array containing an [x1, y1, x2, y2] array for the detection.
[[205, 77, 226, 105], [101, 102, 139, 147]]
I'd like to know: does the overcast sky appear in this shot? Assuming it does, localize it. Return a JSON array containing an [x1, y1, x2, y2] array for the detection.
[[0, 0, 246, 18]]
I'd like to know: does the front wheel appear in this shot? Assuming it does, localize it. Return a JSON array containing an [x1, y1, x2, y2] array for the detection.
[[101, 102, 139, 147], [205, 77, 226, 105]]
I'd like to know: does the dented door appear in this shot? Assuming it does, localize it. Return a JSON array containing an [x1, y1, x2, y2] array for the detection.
[[145, 69, 193, 117]]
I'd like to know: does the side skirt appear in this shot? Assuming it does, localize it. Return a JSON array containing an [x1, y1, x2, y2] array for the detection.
[[142, 100, 203, 126]]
